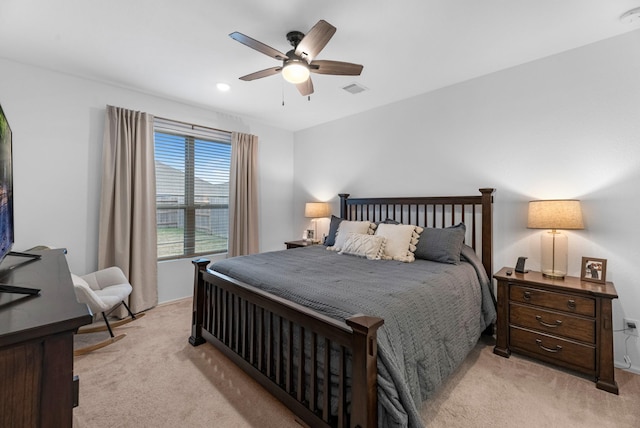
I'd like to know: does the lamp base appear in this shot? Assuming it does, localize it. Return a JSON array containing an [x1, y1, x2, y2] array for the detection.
[[540, 231, 568, 280], [542, 270, 566, 280]]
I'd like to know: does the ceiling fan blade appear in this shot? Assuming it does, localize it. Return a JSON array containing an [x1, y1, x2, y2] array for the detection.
[[294, 20, 336, 62], [296, 78, 314, 96], [239, 67, 282, 81], [309, 60, 363, 76], [229, 32, 289, 61]]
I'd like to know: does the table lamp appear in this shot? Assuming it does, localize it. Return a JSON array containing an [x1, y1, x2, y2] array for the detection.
[[304, 202, 331, 243], [527, 199, 584, 279]]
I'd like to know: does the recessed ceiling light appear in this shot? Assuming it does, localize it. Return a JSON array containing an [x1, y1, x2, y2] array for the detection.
[[620, 7, 640, 24], [216, 83, 231, 92]]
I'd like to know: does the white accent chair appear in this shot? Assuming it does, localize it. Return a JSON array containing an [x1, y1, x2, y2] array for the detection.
[[71, 267, 144, 355]]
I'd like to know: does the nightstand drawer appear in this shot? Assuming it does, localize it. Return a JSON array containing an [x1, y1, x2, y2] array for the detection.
[[510, 303, 595, 343], [510, 285, 595, 317], [510, 326, 595, 372]]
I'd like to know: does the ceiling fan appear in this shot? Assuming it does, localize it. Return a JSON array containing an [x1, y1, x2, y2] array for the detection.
[[229, 20, 363, 96]]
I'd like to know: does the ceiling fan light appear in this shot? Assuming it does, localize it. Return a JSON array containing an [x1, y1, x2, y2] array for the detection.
[[282, 62, 310, 84]]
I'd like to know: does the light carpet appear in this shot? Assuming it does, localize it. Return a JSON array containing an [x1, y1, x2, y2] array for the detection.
[[73, 298, 640, 427]]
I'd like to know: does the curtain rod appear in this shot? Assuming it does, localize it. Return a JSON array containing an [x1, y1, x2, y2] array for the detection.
[[107, 105, 232, 135], [155, 115, 231, 135]]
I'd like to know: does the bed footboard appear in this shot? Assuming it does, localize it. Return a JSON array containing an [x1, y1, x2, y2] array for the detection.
[[189, 259, 384, 428]]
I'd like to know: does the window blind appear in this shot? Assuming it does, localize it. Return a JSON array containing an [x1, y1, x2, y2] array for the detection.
[[154, 118, 232, 259]]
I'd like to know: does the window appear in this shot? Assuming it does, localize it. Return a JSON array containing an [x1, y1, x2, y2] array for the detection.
[[154, 118, 231, 260]]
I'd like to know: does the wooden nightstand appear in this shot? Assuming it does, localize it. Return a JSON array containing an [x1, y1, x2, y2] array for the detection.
[[284, 240, 318, 249], [493, 267, 618, 394]]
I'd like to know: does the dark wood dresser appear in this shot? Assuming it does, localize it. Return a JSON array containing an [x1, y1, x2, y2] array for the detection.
[[0, 249, 92, 427], [493, 267, 618, 394]]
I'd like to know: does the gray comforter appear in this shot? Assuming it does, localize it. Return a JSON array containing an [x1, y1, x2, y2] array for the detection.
[[211, 245, 496, 428]]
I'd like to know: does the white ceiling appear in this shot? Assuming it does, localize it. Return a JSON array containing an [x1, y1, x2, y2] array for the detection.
[[1, 0, 639, 132]]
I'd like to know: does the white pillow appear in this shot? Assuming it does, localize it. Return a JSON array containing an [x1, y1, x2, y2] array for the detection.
[[327, 220, 376, 252], [338, 233, 386, 260], [374, 223, 423, 262]]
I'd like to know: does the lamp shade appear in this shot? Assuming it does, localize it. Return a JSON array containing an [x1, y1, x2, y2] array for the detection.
[[305, 202, 331, 218], [527, 200, 584, 230]]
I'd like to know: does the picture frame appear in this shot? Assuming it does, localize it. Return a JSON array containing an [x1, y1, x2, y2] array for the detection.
[[580, 257, 607, 284]]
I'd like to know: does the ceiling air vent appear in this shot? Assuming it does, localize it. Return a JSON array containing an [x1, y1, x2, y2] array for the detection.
[[342, 83, 368, 95]]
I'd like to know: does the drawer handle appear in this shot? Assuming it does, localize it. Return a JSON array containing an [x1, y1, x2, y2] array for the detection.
[[535, 315, 563, 328], [535, 339, 562, 353], [567, 300, 576, 310], [523, 291, 532, 301]]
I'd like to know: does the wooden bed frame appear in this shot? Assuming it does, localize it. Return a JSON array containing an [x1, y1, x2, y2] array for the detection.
[[189, 188, 495, 428]]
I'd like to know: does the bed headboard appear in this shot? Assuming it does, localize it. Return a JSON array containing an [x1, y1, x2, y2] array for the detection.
[[339, 188, 495, 278]]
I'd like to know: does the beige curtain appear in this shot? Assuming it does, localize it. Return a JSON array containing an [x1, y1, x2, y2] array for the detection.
[[228, 132, 259, 257], [98, 105, 158, 314]]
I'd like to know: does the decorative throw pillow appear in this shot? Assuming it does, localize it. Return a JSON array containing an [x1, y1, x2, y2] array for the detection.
[[338, 233, 386, 260], [324, 215, 343, 246], [327, 220, 376, 252], [374, 223, 423, 262], [414, 223, 466, 264]]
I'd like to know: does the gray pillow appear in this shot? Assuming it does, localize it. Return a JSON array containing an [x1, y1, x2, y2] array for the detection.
[[323, 215, 343, 246], [414, 223, 466, 264]]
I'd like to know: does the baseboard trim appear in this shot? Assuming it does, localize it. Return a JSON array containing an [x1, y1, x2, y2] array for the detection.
[[614, 360, 640, 375]]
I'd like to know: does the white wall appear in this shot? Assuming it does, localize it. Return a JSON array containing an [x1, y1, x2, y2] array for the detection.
[[0, 59, 294, 304], [293, 30, 640, 371]]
